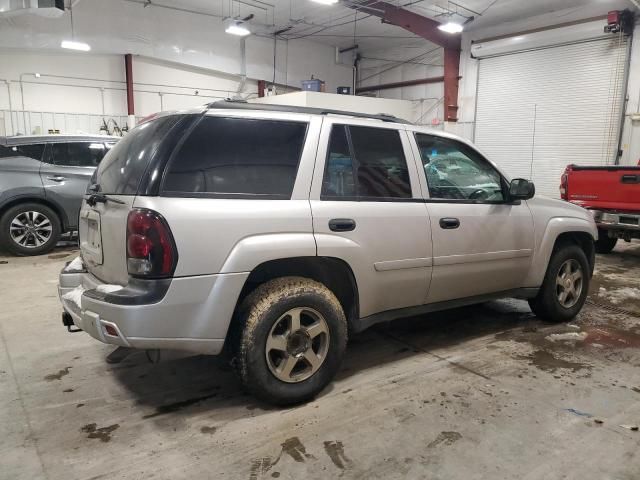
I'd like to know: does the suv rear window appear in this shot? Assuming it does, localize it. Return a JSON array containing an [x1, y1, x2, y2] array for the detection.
[[162, 116, 308, 198], [95, 116, 181, 195]]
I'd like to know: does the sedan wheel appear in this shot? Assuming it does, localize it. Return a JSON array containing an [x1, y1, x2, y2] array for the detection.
[[0, 203, 61, 256], [10, 211, 54, 249]]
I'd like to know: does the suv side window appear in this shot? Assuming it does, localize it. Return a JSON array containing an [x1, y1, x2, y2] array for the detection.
[[52, 142, 108, 167], [415, 133, 505, 202], [322, 125, 411, 200], [163, 116, 307, 198], [0, 144, 45, 161]]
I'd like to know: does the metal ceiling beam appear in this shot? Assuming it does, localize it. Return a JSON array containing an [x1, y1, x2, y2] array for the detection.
[[346, 0, 461, 122], [356, 75, 445, 94]]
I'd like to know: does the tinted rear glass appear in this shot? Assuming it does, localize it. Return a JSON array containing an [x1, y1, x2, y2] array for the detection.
[[163, 116, 307, 198], [52, 142, 109, 167], [96, 116, 180, 195], [0, 144, 45, 161]]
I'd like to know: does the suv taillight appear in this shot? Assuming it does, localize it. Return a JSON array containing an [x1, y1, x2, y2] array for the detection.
[[560, 173, 568, 200], [126, 209, 177, 278]]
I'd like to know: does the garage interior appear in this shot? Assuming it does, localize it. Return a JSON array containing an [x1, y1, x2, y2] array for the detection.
[[1, 1, 640, 479]]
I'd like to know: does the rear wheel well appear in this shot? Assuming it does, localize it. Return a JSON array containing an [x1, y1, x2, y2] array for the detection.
[[553, 231, 595, 275], [233, 257, 359, 330], [0, 198, 68, 231]]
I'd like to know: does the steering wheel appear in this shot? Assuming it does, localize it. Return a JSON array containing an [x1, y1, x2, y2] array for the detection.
[[469, 189, 488, 201]]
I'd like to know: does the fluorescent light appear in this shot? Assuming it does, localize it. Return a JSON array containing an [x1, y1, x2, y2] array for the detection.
[[61, 40, 91, 51], [311, 0, 339, 4], [225, 23, 251, 36], [438, 22, 464, 34]]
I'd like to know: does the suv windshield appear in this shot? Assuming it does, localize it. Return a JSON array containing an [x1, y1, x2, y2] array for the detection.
[[95, 115, 180, 195]]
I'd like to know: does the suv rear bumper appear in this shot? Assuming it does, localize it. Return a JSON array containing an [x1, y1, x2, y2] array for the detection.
[[58, 265, 249, 355]]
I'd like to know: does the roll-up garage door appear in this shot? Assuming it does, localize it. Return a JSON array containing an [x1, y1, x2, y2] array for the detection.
[[474, 35, 629, 198]]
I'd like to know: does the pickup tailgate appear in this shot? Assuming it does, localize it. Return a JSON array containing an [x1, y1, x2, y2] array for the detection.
[[565, 165, 640, 212]]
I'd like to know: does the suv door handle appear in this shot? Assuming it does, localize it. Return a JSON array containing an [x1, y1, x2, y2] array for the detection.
[[47, 176, 66, 182], [329, 218, 356, 232], [439, 217, 460, 229]]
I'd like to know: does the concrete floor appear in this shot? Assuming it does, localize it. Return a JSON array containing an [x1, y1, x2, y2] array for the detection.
[[2, 243, 640, 480]]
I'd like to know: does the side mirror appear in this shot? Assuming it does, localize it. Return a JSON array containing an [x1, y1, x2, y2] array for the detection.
[[509, 178, 535, 200]]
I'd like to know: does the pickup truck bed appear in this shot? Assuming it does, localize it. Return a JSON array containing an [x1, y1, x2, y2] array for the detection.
[[561, 164, 640, 253]]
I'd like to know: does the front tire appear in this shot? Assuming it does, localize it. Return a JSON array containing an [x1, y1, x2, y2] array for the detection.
[[0, 203, 61, 256], [233, 277, 348, 406], [528, 244, 590, 323], [594, 229, 617, 254]]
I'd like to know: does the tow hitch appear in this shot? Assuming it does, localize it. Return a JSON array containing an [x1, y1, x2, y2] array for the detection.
[[62, 312, 82, 333]]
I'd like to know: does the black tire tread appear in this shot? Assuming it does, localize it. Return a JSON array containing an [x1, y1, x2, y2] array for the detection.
[[528, 244, 590, 323], [0, 203, 61, 256], [234, 276, 347, 405], [594, 230, 617, 254]]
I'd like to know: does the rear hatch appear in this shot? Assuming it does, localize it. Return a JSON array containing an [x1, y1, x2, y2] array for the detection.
[[80, 114, 189, 285]]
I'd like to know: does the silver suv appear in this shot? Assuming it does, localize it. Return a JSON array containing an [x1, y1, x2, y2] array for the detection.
[[58, 101, 597, 405], [0, 135, 119, 255]]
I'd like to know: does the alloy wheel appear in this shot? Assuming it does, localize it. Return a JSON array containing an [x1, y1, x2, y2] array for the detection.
[[9, 211, 53, 249], [265, 307, 330, 383], [556, 259, 583, 309]]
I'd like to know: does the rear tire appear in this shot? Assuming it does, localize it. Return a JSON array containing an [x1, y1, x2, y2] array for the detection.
[[0, 203, 61, 256], [594, 229, 617, 254], [528, 244, 590, 323], [233, 276, 348, 406]]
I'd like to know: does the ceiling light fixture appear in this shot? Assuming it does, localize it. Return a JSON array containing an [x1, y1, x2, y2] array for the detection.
[[311, 0, 339, 4], [225, 22, 251, 36], [61, 40, 91, 51], [60, 2, 91, 51], [438, 22, 464, 34]]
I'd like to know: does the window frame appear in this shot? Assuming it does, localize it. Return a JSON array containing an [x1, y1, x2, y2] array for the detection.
[[413, 132, 511, 205], [50, 141, 108, 168], [158, 113, 310, 200], [320, 122, 418, 203]]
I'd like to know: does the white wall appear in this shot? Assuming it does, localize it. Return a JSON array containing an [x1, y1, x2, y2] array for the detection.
[[253, 91, 416, 122], [0, 0, 353, 135], [357, 45, 445, 126]]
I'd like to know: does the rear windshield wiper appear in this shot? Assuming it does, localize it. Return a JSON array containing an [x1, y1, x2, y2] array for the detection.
[[86, 193, 126, 206]]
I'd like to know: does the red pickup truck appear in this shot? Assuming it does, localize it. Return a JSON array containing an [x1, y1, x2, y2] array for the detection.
[[561, 164, 640, 253]]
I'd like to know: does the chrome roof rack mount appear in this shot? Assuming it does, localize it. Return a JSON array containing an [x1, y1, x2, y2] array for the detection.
[[206, 99, 411, 125]]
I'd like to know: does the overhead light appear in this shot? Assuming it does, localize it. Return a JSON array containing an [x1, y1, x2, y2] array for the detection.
[[225, 22, 251, 36], [61, 40, 91, 51], [311, 0, 339, 4], [438, 22, 464, 34], [61, 2, 91, 51]]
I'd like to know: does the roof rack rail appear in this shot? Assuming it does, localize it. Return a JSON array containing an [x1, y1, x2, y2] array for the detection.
[[205, 99, 411, 124]]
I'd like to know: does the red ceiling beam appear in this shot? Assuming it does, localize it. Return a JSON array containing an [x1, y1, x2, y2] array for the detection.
[[348, 1, 461, 121], [356, 75, 445, 94]]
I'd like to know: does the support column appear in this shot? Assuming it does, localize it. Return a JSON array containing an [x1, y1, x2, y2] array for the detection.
[[124, 53, 135, 129], [444, 48, 461, 122]]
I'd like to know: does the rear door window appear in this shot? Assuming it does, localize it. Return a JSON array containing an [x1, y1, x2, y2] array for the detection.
[[321, 125, 412, 200], [0, 144, 45, 161], [162, 116, 308, 198], [51, 142, 109, 167]]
